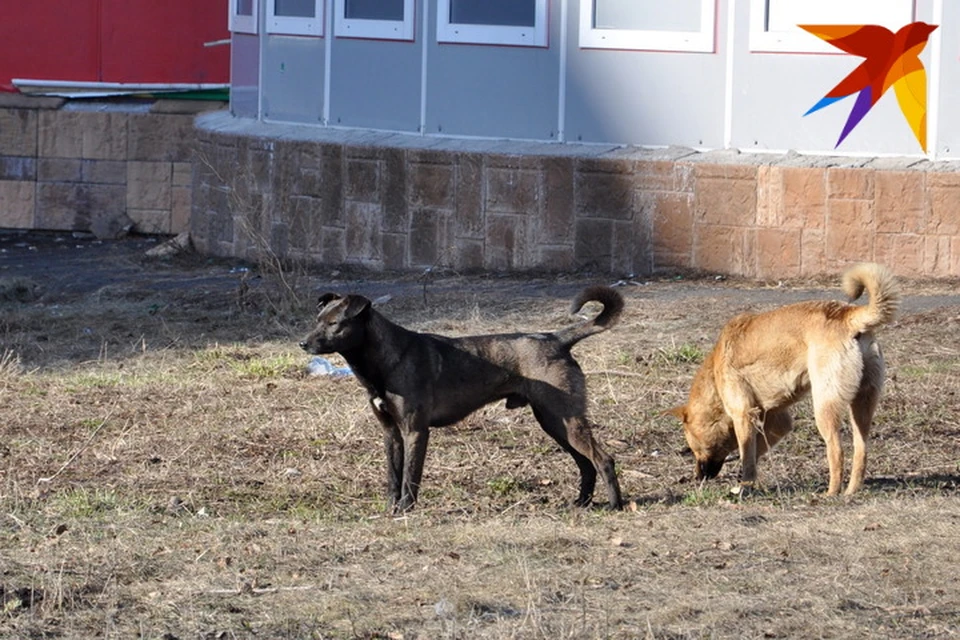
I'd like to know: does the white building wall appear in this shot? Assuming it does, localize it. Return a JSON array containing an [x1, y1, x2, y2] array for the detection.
[[230, 0, 954, 158]]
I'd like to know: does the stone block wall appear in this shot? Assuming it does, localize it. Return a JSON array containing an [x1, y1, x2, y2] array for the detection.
[[0, 94, 224, 237], [4, 101, 960, 279], [192, 112, 960, 278]]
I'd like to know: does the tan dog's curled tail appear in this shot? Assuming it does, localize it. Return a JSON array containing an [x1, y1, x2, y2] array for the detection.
[[555, 285, 624, 347], [843, 262, 900, 333]]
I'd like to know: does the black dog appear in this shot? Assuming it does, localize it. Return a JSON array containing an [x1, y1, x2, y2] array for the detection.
[[300, 287, 625, 512]]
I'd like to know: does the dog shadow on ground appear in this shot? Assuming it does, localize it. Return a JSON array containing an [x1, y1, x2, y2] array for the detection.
[[625, 470, 960, 509]]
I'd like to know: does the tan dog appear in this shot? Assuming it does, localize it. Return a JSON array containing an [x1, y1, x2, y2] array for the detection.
[[668, 263, 900, 496]]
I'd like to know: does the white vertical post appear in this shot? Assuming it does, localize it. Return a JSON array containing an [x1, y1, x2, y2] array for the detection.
[[257, 0, 266, 121], [927, 0, 944, 160], [723, 0, 737, 149], [420, 0, 430, 134], [557, 0, 569, 142], [323, 0, 333, 125]]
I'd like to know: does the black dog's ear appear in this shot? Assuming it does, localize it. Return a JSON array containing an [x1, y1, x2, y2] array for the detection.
[[317, 293, 340, 311], [342, 295, 372, 319]]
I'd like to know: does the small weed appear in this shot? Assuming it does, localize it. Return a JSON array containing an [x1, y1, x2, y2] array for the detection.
[[49, 487, 124, 519], [0, 349, 21, 379], [65, 372, 124, 390], [230, 354, 301, 380], [77, 417, 104, 430], [680, 484, 733, 506], [488, 476, 521, 497], [657, 342, 704, 365], [899, 360, 956, 377]]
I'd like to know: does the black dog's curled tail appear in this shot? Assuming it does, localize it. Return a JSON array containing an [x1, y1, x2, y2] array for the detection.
[[555, 285, 625, 347]]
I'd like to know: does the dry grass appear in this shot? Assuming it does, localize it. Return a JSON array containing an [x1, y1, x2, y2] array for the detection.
[[2, 252, 960, 638]]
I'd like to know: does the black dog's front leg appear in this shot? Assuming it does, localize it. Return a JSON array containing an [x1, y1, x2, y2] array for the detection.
[[396, 417, 430, 512], [371, 398, 404, 512], [382, 423, 404, 511]]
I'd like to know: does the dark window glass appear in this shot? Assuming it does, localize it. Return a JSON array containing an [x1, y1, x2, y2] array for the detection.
[[594, 0, 701, 31], [345, 0, 405, 21], [449, 0, 535, 27], [275, 0, 315, 18]]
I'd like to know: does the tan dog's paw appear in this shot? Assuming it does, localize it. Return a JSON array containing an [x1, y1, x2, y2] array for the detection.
[[730, 482, 759, 498]]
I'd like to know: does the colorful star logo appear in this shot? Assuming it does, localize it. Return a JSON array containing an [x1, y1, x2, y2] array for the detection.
[[801, 22, 938, 152]]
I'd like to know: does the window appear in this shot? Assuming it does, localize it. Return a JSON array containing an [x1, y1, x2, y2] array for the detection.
[[437, 0, 547, 47], [267, 0, 324, 36], [749, 0, 915, 53], [580, 0, 716, 52], [334, 0, 414, 40], [230, 0, 259, 34]]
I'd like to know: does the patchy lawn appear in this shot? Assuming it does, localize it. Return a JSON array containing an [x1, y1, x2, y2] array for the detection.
[[1, 232, 959, 638]]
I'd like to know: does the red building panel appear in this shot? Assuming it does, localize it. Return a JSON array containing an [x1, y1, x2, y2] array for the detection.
[[99, 0, 229, 85], [0, 0, 101, 90], [0, 0, 229, 91]]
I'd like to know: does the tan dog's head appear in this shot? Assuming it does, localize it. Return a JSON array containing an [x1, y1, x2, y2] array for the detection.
[[299, 293, 372, 355], [667, 404, 737, 480], [666, 346, 739, 480]]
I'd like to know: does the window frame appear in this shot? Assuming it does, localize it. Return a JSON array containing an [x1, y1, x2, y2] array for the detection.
[[229, 0, 259, 34], [749, 0, 915, 53], [266, 0, 324, 36], [334, 0, 415, 41], [436, 0, 548, 48], [579, 0, 716, 53]]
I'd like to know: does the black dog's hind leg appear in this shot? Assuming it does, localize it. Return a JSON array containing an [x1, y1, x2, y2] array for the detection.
[[532, 407, 622, 510]]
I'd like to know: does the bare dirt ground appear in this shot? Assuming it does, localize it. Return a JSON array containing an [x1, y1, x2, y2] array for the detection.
[[1, 230, 960, 639]]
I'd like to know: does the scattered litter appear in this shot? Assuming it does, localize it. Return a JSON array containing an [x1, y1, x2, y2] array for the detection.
[[229, 266, 250, 274], [167, 496, 186, 514], [307, 357, 353, 377], [610, 278, 648, 287], [434, 598, 456, 618], [372, 294, 393, 306], [145, 232, 192, 258]]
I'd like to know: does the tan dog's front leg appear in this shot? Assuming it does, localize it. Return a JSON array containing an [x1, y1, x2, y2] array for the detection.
[[730, 405, 763, 493]]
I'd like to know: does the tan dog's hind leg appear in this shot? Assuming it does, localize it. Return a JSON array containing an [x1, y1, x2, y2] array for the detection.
[[847, 400, 874, 495], [812, 396, 846, 496], [847, 342, 885, 495]]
